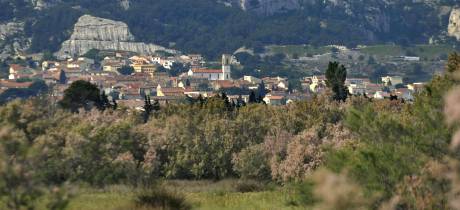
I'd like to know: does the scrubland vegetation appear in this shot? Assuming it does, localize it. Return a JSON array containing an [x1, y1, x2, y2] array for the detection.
[[2, 54, 460, 209]]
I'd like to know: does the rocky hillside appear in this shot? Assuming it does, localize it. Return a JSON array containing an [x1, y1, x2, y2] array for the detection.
[[57, 15, 175, 58], [0, 0, 457, 58], [449, 8, 460, 41]]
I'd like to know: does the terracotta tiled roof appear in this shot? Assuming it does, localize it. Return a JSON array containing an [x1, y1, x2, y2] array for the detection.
[[267, 95, 285, 100], [9, 64, 25, 72], [0, 80, 33, 89], [192, 69, 222, 73], [183, 87, 195, 92], [160, 87, 185, 93], [117, 99, 144, 108], [214, 80, 235, 88]]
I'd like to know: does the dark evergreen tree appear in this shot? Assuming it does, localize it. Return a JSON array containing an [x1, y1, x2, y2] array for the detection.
[[185, 79, 191, 87], [236, 94, 245, 108], [100, 91, 112, 111], [59, 80, 103, 112], [59, 70, 67, 85], [325, 61, 348, 102], [118, 65, 134, 75], [258, 81, 266, 99], [390, 94, 398, 101], [221, 92, 232, 111], [257, 95, 265, 104], [249, 90, 257, 103], [447, 52, 460, 73], [112, 98, 118, 110], [287, 82, 294, 93], [197, 94, 205, 107], [143, 95, 153, 123], [152, 99, 160, 112]]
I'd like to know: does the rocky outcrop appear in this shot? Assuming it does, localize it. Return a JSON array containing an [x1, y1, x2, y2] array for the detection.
[[119, 0, 130, 10], [57, 15, 176, 58], [0, 22, 24, 40], [449, 8, 460, 40], [0, 22, 30, 57], [30, 0, 61, 10]]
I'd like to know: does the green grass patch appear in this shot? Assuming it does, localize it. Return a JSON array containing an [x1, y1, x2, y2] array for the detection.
[[61, 180, 303, 210], [268, 44, 457, 61], [359, 44, 456, 60], [268, 45, 333, 57]]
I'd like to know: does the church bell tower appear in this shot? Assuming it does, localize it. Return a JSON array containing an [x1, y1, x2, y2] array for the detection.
[[222, 54, 232, 80]]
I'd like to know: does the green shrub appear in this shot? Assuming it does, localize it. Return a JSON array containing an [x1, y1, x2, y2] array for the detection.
[[134, 188, 190, 210], [235, 180, 266, 193], [286, 180, 316, 207], [232, 144, 271, 180]]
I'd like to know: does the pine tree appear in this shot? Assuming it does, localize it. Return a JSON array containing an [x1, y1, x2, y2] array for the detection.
[[59, 80, 102, 112]]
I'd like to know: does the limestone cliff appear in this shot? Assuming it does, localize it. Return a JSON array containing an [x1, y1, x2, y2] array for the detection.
[[449, 8, 460, 40], [57, 15, 176, 58]]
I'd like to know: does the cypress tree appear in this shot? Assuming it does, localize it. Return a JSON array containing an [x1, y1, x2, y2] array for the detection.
[[249, 91, 257, 103], [112, 98, 118, 110], [100, 91, 110, 111], [143, 95, 153, 123], [325, 61, 348, 102], [258, 81, 266, 98], [59, 70, 67, 84]]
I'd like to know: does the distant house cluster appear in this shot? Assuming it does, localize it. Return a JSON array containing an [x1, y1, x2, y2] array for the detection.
[[1, 49, 425, 108]]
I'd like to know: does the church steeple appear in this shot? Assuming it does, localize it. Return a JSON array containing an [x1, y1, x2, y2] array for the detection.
[[222, 54, 232, 80]]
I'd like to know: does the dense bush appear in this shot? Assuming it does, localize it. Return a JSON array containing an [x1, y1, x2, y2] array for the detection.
[[0, 89, 350, 187], [234, 180, 266, 193], [134, 187, 190, 210], [232, 144, 271, 180]]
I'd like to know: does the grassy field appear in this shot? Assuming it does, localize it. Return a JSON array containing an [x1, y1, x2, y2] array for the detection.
[[62, 180, 304, 210], [359, 44, 456, 60], [268, 45, 333, 57]]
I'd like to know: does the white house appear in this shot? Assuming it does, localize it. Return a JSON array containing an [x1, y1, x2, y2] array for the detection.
[[382, 76, 403, 86], [243, 75, 261, 84], [348, 84, 366, 95], [309, 75, 327, 93]]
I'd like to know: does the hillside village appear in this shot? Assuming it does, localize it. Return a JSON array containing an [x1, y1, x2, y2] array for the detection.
[[0, 49, 426, 108], [3, 2, 460, 210]]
